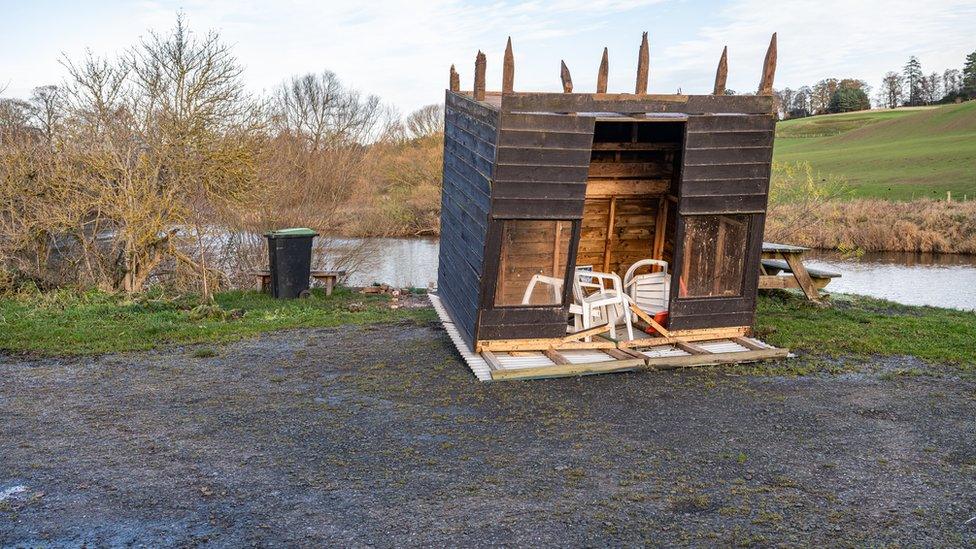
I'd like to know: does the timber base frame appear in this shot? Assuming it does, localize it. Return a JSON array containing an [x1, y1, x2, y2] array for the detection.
[[430, 294, 788, 382]]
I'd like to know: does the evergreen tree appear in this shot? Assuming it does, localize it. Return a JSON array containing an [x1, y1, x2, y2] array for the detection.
[[903, 56, 924, 106], [829, 87, 871, 113], [963, 50, 976, 99]]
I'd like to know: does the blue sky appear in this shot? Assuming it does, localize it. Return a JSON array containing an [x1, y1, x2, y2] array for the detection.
[[2, 0, 975, 113]]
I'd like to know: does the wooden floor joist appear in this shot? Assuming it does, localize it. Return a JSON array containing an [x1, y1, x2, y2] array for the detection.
[[476, 336, 616, 353], [618, 326, 749, 348]]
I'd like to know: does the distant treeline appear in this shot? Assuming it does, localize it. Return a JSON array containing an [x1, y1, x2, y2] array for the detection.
[[773, 50, 976, 118]]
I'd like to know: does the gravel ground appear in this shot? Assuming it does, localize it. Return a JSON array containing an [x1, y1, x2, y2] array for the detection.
[[2, 319, 975, 547]]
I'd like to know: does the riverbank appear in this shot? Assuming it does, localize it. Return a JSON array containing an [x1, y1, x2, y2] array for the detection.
[[3, 319, 975, 546], [1, 288, 974, 366], [765, 198, 976, 255]]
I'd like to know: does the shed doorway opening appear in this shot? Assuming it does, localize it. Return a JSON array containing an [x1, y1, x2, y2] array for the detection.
[[576, 119, 682, 285]]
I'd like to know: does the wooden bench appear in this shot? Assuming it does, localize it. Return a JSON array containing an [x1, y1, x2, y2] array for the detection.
[[761, 259, 840, 290], [251, 269, 347, 296]]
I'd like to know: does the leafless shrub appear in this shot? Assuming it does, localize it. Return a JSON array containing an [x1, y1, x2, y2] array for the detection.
[[1, 16, 262, 297], [764, 161, 851, 244]]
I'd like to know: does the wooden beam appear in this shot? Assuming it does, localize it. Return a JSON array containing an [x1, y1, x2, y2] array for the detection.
[[652, 196, 668, 260], [732, 336, 766, 351], [591, 142, 678, 151], [643, 347, 789, 371], [474, 50, 486, 101], [782, 252, 821, 302], [502, 37, 514, 94], [597, 47, 609, 93], [563, 323, 612, 343], [477, 337, 616, 352], [544, 348, 570, 365], [560, 60, 573, 93], [602, 196, 617, 271], [675, 341, 710, 355], [618, 326, 750, 348], [552, 220, 562, 276], [490, 356, 646, 381], [758, 32, 777, 95], [713, 46, 728, 95], [449, 65, 460, 92], [636, 32, 649, 94], [481, 350, 502, 371], [585, 179, 669, 198], [628, 303, 671, 338], [607, 347, 646, 360]]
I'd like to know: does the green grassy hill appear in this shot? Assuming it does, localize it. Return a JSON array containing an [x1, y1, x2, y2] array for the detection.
[[773, 101, 976, 200]]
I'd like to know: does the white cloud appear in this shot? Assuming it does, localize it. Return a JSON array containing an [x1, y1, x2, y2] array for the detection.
[[662, 0, 976, 95], [2, 0, 973, 111]]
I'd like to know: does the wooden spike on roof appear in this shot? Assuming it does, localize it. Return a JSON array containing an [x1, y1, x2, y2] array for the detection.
[[597, 47, 609, 93], [502, 37, 514, 94], [449, 65, 460, 92], [474, 50, 486, 101], [713, 46, 728, 95], [635, 32, 649, 94], [758, 32, 777, 95], [560, 60, 573, 93]]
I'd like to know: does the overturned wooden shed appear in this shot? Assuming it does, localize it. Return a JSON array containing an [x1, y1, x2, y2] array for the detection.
[[433, 33, 788, 381]]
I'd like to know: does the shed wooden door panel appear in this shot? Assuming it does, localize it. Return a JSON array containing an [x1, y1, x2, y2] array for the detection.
[[478, 112, 594, 341], [669, 114, 774, 331]]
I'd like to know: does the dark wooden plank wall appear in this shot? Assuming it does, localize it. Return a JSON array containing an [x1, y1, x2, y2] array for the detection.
[[477, 109, 597, 341], [668, 114, 776, 330], [500, 92, 774, 115], [437, 91, 499, 347], [491, 111, 597, 219]]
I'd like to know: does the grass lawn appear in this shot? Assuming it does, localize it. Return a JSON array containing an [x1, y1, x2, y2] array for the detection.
[[756, 292, 976, 365], [773, 102, 976, 200], [1, 286, 974, 366], [0, 287, 435, 355]]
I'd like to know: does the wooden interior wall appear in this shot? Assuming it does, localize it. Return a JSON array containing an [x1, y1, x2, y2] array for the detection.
[[578, 198, 661, 275], [576, 121, 682, 276], [437, 91, 498, 347], [495, 220, 573, 306]]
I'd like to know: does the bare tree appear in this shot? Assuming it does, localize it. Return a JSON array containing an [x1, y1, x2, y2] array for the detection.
[[943, 69, 962, 96], [272, 71, 381, 151], [876, 72, 904, 109], [405, 104, 444, 139], [810, 78, 838, 114], [28, 86, 63, 144]]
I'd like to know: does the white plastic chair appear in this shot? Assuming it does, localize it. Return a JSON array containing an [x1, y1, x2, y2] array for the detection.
[[571, 269, 634, 341], [623, 259, 671, 316], [520, 274, 564, 305]]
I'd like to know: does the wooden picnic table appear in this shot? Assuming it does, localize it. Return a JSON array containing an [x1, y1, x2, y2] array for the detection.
[[251, 269, 346, 296], [758, 242, 839, 302]]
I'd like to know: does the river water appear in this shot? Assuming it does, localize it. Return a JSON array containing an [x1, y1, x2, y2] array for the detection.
[[331, 238, 976, 311]]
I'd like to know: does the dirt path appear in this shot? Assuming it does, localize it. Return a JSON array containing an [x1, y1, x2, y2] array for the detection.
[[2, 320, 975, 547]]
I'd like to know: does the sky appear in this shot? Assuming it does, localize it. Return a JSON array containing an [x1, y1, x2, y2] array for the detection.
[[2, 0, 975, 113]]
